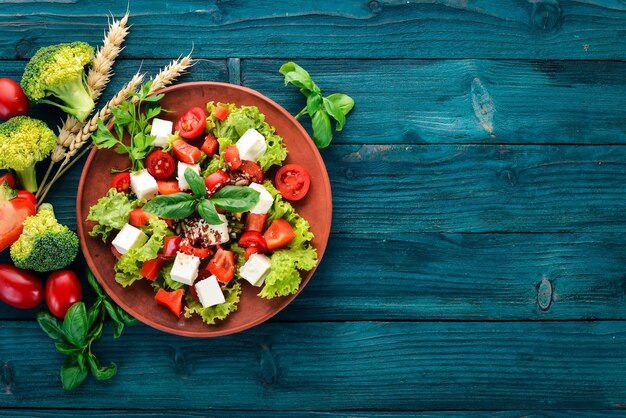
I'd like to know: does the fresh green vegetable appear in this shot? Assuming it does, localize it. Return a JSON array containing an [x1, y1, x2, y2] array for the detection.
[[87, 188, 137, 241], [92, 80, 165, 172], [279, 62, 354, 148], [20, 42, 95, 122], [36, 269, 138, 390], [183, 280, 242, 325], [0, 116, 56, 192], [10, 203, 79, 272], [143, 168, 260, 224], [259, 181, 317, 298]]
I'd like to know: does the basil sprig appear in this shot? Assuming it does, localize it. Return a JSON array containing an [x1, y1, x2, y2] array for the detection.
[[36, 269, 138, 391], [143, 168, 259, 224], [279, 62, 355, 148]]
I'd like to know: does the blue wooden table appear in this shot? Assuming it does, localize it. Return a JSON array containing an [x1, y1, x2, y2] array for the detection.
[[2, 1, 626, 416]]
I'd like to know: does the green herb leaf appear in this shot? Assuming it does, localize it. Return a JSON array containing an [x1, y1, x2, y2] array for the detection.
[[197, 199, 223, 224], [87, 300, 102, 329], [60, 362, 88, 391], [185, 168, 206, 198], [311, 110, 332, 148], [36, 311, 65, 340], [143, 193, 196, 219], [92, 119, 119, 149], [62, 302, 88, 348], [55, 342, 79, 355], [87, 269, 105, 297], [279, 62, 318, 92], [326, 93, 355, 116], [211, 186, 260, 212], [306, 93, 323, 115], [87, 354, 118, 381], [103, 300, 125, 338], [323, 97, 347, 131], [115, 306, 139, 326]]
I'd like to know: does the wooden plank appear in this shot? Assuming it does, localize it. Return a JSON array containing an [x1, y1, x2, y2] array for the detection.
[[1, 1, 626, 60], [242, 59, 626, 145], [3, 232, 626, 322], [2, 321, 626, 410]]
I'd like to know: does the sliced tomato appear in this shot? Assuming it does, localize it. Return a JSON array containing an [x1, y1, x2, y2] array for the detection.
[[129, 208, 155, 227], [238, 231, 268, 253], [0, 191, 35, 252], [263, 219, 295, 252], [213, 105, 230, 121], [201, 133, 219, 157], [141, 257, 165, 281], [111, 246, 123, 258], [172, 139, 202, 164], [233, 160, 264, 184], [146, 150, 176, 179], [16, 190, 36, 206], [180, 239, 211, 259], [162, 236, 182, 257], [204, 170, 230, 194], [207, 248, 235, 283], [244, 246, 260, 261], [275, 164, 311, 201], [157, 180, 181, 195], [155, 288, 184, 317], [111, 172, 131, 193], [0, 173, 15, 189], [223, 145, 241, 170], [175, 107, 206, 139], [245, 213, 268, 233]]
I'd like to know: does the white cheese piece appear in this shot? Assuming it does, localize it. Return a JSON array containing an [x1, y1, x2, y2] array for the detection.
[[248, 183, 274, 215], [170, 252, 201, 286], [150, 118, 173, 147], [236, 128, 267, 162], [130, 169, 158, 200], [240, 253, 272, 287], [207, 214, 230, 245], [194, 274, 226, 308], [177, 162, 200, 191], [111, 224, 148, 256]]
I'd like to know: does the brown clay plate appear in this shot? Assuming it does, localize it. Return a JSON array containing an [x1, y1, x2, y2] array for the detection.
[[76, 82, 332, 337]]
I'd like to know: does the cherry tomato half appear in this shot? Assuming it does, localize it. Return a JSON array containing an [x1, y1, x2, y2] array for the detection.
[[45, 270, 83, 319], [207, 248, 235, 283], [175, 107, 206, 139], [204, 170, 230, 194], [238, 231, 268, 253], [0, 78, 29, 121], [232, 160, 264, 184], [129, 208, 156, 227], [17, 190, 36, 207], [263, 219, 296, 252], [223, 145, 241, 170], [172, 139, 202, 164], [0, 264, 43, 309], [275, 164, 311, 201], [245, 213, 268, 233], [156, 180, 181, 195], [146, 150, 176, 179], [201, 133, 219, 157], [213, 105, 230, 121], [0, 173, 15, 189], [111, 172, 131, 193]]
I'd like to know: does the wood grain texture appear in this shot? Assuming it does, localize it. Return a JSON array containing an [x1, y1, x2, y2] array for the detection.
[[1, 0, 626, 59], [2, 321, 626, 410]]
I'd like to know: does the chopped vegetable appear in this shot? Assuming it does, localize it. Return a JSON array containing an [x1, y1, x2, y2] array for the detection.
[[183, 281, 241, 325], [155, 288, 184, 317], [87, 188, 137, 241]]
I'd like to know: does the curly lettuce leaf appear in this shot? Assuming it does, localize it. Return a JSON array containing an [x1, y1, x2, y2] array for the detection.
[[183, 281, 242, 325], [87, 188, 136, 241]]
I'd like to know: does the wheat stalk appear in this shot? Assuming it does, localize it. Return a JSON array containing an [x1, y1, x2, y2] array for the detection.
[[147, 53, 193, 95]]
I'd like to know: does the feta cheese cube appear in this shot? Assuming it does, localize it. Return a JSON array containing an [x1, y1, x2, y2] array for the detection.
[[236, 128, 267, 162], [130, 169, 158, 200], [240, 253, 272, 287], [170, 252, 201, 286], [207, 214, 230, 245], [194, 274, 225, 308], [111, 224, 148, 256], [150, 118, 173, 147], [248, 183, 274, 214], [177, 162, 200, 191]]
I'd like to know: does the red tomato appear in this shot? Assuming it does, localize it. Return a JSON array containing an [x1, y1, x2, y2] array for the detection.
[[213, 105, 230, 121], [45, 270, 82, 319], [238, 231, 268, 253], [175, 107, 206, 139], [0, 173, 15, 189], [162, 236, 182, 257], [223, 145, 241, 170], [111, 246, 123, 258], [140, 258, 165, 281], [207, 248, 235, 283], [180, 239, 211, 259], [129, 208, 155, 227], [111, 172, 131, 193], [172, 139, 202, 164], [275, 164, 311, 201], [201, 134, 219, 157], [233, 160, 264, 184], [263, 219, 296, 252], [0, 192, 36, 252], [16, 190, 36, 206], [155, 288, 184, 317], [204, 170, 230, 194], [244, 246, 260, 261], [0, 78, 28, 121], [245, 213, 268, 233], [157, 180, 181, 195], [146, 150, 176, 179], [0, 264, 43, 309]]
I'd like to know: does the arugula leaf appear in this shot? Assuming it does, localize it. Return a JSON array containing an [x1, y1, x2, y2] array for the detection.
[[197, 199, 222, 225], [184, 168, 207, 198], [211, 186, 259, 212], [143, 193, 196, 219]]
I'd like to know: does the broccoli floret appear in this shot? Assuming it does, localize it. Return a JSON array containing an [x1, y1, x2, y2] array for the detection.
[[0, 116, 56, 192], [21, 42, 95, 121], [10, 203, 79, 272]]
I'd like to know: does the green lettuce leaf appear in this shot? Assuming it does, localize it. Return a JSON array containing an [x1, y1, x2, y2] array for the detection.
[[183, 281, 242, 325], [150, 262, 184, 291], [87, 188, 136, 241]]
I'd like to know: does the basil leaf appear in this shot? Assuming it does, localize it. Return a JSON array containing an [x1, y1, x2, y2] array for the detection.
[[197, 199, 223, 224], [211, 186, 260, 212], [87, 269, 104, 297], [323, 97, 346, 131], [311, 110, 333, 148], [143, 193, 196, 219], [87, 300, 101, 330], [61, 364, 88, 391], [36, 311, 65, 340], [279, 62, 318, 93], [306, 93, 322, 115], [326, 93, 355, 116], [115, 306, 139, 326], [88, 354, 118, 381], [185, 168, 207, 198], [55, 342, 79, 355], [62, 303, 88, 348]]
